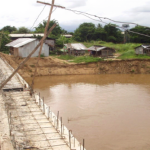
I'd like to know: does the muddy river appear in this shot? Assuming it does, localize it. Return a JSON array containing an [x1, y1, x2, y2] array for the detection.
[[25, 75, 150, 150]]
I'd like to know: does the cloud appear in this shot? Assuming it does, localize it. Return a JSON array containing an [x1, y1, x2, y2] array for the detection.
[[130, 1, 150, 12], [0, 0, 150, 31]]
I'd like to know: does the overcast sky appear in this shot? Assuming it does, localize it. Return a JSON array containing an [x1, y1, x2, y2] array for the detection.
[[0, 0, 150, 32]]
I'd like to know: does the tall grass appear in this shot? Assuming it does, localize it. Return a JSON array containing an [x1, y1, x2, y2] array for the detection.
[[82, 41, 140, 53], [57, 55, 75, 60], [73, 56, 103, 63], [57, 55, 103, 63], [118, 50, 150, 59]]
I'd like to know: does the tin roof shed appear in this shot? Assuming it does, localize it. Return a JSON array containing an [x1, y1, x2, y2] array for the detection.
[[6, 38, 36, 48], [64, 43, 87, 50]]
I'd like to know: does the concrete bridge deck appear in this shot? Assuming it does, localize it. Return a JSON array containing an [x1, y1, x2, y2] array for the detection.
[[0, 57, 86, 150]]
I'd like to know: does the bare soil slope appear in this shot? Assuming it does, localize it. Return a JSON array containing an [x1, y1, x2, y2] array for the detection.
[[1, 53, 150, 78]]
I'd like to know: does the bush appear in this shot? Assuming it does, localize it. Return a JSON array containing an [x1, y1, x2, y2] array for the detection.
[[40, 54, 45, 57], [57, 55, 75, 60]]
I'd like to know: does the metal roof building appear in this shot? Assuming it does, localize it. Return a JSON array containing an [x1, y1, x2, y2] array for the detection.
[[6, 38, 36, 48], [64, 43, 87, 55], [6, 38, 49, 58], [88, 46, 107, 51], [9, 33, 45, 38], [88, 45, 115, 57], [135, 45, 150, 55], [9, 34, 55, 50], [64, 43, 87, 50]]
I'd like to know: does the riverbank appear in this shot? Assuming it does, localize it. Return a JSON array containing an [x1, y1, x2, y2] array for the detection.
[[1, 53, 150, 78]]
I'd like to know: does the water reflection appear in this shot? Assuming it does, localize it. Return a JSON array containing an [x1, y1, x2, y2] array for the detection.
[[25, 75, 150, 150]]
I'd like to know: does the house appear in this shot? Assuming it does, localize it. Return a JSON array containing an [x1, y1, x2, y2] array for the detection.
[[135, 45, 150, 55], [88, 45, 115, 57], [64, 43, 87, 55], [62, 34, 73, 38], [9, 34, 55, 50], [5, 38, 49, 58]]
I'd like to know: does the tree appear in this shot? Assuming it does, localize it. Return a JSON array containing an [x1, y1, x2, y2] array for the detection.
[[94, 24, 107, 41], [73, 23, 96, 42], [0, 26, 17, 33], [104, 24, 123, 42], [56, 36, 73, 48], [0, 31, 10, 53], [13, 27, 30, 33], [130, 26, 150, 43], [34, 20, 62, 39]]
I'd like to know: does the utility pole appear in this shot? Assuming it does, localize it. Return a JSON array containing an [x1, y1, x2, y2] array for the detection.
[[30, 0, 55, 91], [0, 0, 57, 90]]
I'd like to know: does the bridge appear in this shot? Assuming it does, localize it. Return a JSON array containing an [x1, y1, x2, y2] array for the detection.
[[0, 56, 86, 150]]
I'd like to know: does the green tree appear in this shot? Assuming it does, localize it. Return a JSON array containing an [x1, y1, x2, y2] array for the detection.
[[56, 36, 73, 48], [13, 27, 30, 33], [0, 31, 10, 53], [74, 23, 96, 42], [34, 20, 63, 39], [0, 26, 17, 33], [130, 26, 150, 43], [94, 24, 107, 41], [104, 23, 123, 42]]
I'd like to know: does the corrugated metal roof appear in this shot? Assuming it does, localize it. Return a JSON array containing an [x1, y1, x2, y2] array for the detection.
[[6, 38, 36, 48], [64, 43, 87, 50], [135, 45, 150, 49], [142, 45, 150, 49], [62, 35, 72, 38], [9, 33, 44, 37], [88, 46, 107, 51]]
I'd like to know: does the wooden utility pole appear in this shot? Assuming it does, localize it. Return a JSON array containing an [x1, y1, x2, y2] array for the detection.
[[31, 0, 55, 90], [37, 1, 65, 9], [0, 25, 56, 90]]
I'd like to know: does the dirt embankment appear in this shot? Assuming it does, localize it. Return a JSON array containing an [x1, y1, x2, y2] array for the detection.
[[1, 53, 150, 78]]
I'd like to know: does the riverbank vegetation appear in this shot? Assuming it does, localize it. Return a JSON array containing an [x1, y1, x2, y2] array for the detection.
[[57, 55, 103, 63], [1, 20, 150, 62]]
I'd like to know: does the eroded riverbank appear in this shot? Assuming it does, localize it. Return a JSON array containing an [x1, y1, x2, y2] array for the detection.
[[1, 53, 150, 78]]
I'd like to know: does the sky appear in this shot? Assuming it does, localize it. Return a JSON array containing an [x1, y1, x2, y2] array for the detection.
[[0, 0, 150, 32]]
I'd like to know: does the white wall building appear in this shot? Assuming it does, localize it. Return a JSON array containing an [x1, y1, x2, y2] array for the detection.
[[6, 38, 49, 58]]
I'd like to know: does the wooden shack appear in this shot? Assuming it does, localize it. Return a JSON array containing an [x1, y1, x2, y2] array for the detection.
[[135, 45, 150, 55], [88, 45, 115, 57], [64, 43, 87, 55]]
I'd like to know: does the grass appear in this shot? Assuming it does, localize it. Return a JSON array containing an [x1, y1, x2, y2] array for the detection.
[[118, 50, 150, 59], [57, 55, 103, 63], [73, 56, 103, 63], [57, 55, 75, 60], [82, 41, 140, 52], [56, 40, 150, 61]]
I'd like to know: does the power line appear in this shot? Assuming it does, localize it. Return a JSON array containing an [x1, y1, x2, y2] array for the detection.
[[30, 4, 46, 30], [127, 30, 150, 38], [21, 4, 46, 37], [37, 1, 150, 38], [21, 5, 57, 37], [63, 4, 150, 38], [73, 11, 126, 30], [34, 7, 57, 29], [39, 1, 150, 29]]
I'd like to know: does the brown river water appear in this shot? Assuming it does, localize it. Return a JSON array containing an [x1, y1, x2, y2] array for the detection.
[[25, 75, 150, 150]]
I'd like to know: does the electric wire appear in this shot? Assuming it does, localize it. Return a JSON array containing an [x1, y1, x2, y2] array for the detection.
[[30, 5, 46, 30], [63, 6, 150, 38], [39, 2, 150, 38], [63, 7, 150, 29], [34, 7, 57, 29], [22, 4, 46, 37]]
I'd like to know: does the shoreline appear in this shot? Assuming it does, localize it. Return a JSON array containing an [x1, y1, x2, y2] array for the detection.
[[1, 53, 150, 78]]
